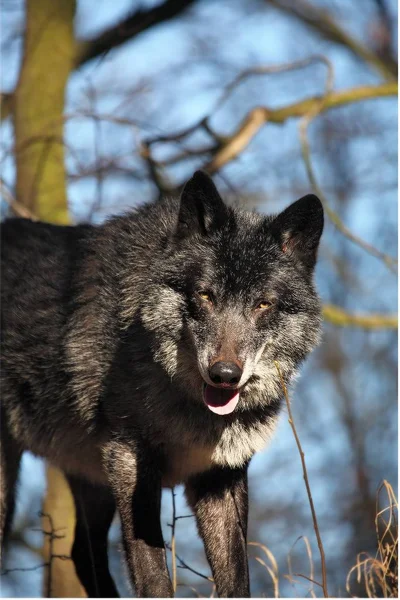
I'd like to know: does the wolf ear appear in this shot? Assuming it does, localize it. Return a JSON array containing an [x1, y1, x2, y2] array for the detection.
[[177, 171, 228, 238], [271, 194, 324, 269]]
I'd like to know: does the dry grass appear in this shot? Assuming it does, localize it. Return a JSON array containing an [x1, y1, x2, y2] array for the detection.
[[346, 480, 398, 598], [248, 541, 280, 598], [246, 481, 398, 598]]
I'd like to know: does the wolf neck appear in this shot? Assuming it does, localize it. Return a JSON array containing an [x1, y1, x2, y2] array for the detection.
[[161, 397, 282, 482]]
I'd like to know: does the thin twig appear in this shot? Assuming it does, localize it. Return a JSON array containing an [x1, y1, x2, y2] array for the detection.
[[264, 0, 397, 80], [85, 78, 104, 222], [210, 55, 334, 116], [143, 80, 396, 161], [165, 542, 213, 583], [1, 563, 48, 576], [286, 535, 317, 598], [0, 178, 38, 220], [39, 512, 71, 597], [274, 362, 329, 598], [1, 513, 71, 594], [293, 572, 324, 588], [170, 488, 178, 593]]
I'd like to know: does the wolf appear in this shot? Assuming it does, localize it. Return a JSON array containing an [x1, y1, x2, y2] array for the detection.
[[1, 171, 323, 597]]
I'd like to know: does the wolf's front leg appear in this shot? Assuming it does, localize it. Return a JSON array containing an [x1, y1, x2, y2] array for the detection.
[[104, 441, 173, 598], [185, 464, 250, 598]]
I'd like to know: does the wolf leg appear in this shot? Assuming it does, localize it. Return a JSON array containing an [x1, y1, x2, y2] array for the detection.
[[104, 441, 173, 598], [0, 412, 22, 555], [185, 465, 250, 598], [67, 476, 119, 598]]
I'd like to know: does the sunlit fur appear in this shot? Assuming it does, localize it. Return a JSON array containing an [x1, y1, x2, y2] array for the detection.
[[1, 172, 323, 597], [1, 180, 323, 483]]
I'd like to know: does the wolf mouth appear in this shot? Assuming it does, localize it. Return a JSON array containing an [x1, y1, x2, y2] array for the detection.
[[202, 383, 240, 415]]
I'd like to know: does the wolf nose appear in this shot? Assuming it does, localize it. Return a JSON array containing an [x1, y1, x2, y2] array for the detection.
[[208, 362, 243, 386]]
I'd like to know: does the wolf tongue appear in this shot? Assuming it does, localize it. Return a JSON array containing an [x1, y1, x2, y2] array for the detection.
[[203, 385, 240, 416]]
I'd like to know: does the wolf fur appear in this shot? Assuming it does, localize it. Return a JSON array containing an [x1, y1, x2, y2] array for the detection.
[[0, 171, 323, 597]]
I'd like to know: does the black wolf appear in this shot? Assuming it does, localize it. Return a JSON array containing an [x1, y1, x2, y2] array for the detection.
[[1, 171, 323, 597]]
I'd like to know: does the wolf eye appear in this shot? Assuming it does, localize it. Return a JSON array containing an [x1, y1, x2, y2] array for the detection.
[[256, 299, 274, 311], [198, 291, 212, 302]]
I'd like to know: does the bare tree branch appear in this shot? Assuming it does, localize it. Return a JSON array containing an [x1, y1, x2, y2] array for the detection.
[[144, 80, 397, 173], [264, 0, 397, 79], [1, 512, 72, 596], [201, 81, 397, 175], [211, 55, 334, 117], [298, 96, 397, 274], [323, 305, 398, 329], [2, 0, 198, 122], [165, 542, 213, 582], [372, 0, 397, 66], [0, 178, 38, 220], [75, 0, 197, 67]]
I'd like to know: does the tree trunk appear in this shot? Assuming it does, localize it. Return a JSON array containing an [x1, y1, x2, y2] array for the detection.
[[14, 0, 75, 223], [42, 466, 84, 597], [13, 0, 84, 596]]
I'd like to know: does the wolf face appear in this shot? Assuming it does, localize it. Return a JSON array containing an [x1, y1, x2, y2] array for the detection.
[[141, 171, 324, 416]]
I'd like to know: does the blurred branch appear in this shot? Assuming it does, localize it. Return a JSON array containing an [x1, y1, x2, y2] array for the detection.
[[68, 162, 146, 182], [218, 80, 396, 135], [203, 56, 334, 174], [323, 304, 398, 329], [144, 80, 396, 177], [3, 1, 198, 122], [141, 61, 397, 268], [0, 178, 37, 220], [75, 0, 197, 67], [212, 55, 334, 116], [1, 512, 72, 595], [85, 79, 104, 222], [275, 362, 329, 598], [205, 106, 268, 174], [372, 0, 396, 67], [298, 95, 398, 274], [261, 80, 396, 119], [264, 0, 397, 79], [0, 92, 13, 120], [219, 81, 392, 171]]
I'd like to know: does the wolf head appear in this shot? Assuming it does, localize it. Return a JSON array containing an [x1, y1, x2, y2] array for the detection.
[[140, 171, 323, 415]]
